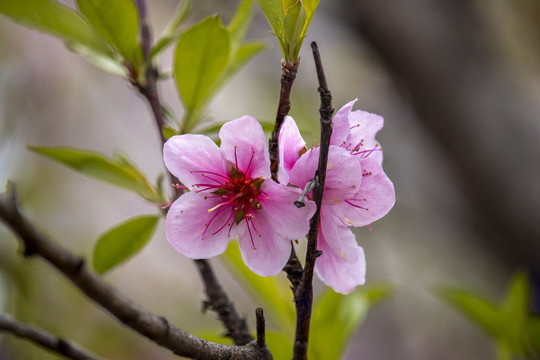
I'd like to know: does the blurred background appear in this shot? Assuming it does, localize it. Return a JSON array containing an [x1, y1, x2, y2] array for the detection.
[[1, 0, 539, 359]]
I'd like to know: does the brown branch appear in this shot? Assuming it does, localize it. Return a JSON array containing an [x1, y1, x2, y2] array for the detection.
[[282, 243, 303, 293], [292, 41, 334, 360], [196, 260, 252, 345], [269, 60, 299, 182], [132, 0, 253, 345], [0, 313, 100, 360], [0, 188, 271, 360], [255, 308, 267, 349]]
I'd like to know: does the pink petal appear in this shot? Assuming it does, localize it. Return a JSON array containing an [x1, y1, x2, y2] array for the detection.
[[166, 192, 236, 259], [333, 158, 395, 227], [163, 134, 227, 189], [278, 116, 306, 184], [330, 99, 357, 146], [319, 207, 360, 264], [289, 146, 363, 202], [237, 214, 292, 276], [315, 227, 366, 294], [219, 116, 270, 179], [347, 110, 384, 164], [259, 180, 315, 239]]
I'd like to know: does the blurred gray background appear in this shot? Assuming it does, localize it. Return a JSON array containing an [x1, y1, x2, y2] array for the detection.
[[1, 0, 539, 359]]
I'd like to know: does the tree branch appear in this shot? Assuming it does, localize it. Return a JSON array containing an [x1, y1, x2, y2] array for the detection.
[[196, 259, 253, 345], [0, 313, 100, 360], [0, 187, 271, 360], [292, 41, 334, 360], [131, 0, 253, 345], [269, 60, 299, 182]]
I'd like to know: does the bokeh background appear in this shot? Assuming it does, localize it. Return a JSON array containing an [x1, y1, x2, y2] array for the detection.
[[1, 0, 540, 359]]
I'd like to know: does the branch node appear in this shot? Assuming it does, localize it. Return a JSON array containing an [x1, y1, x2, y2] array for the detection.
[[74, 258, 85, 273], [23, 245, 36, 257]]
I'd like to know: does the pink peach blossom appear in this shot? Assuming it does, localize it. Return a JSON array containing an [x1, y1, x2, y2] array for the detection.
[[164, 116, 315, 276], [278, 101, 395, 294]]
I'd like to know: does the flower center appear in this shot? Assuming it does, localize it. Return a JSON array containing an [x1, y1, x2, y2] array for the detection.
[[191, 148, 266, 248]]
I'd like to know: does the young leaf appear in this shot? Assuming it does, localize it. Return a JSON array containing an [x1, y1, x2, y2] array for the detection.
[[300, 0, 319, 38], [283, 0, 306, 61], [227, 0, 255, 53], [150, 0, 193, 59], [174, 15, 230, 132], [0, 0, 111, 56], [93, 215, 160, 274], [76, 0, 142, 65], [434, 287, 502, 339], [29, 146, 163, 203], [309, 284, 393, 360], [256, 0, 284, 37], [68, 42, 127, 77], [224, 41, 267, 81]]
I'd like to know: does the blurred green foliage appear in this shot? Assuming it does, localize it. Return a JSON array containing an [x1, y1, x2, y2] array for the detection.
[[222, 240, 394, 359], [435, 271, 540, 360]]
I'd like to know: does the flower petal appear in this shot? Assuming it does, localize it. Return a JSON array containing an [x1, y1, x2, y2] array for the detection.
[[219, 116, 270, 179], [278, 116, 306, 184], [289, 146, 363, 202], [347, 110, 384, 164], [330, 99, 357, 147], [166, 192, 236, 259], [319, 207, 360, 264], [259, 180, 315, 239], [315, 228, 366, 294], [237, 214, 291, 276], [333, 158, 395, 227], [163, 134, 227, 189]]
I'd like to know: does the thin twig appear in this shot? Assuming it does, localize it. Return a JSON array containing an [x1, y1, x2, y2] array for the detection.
[[292, 41, 334, 360], [269, 60, 299, 182], [196, 260, 252, 345], [255, 308, 266, 349], [132, 0, 253, 345], [0, 313, 100, 360], [0, 189, 272, 360]]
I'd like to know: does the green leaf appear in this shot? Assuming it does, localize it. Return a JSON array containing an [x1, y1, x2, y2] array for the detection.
[[434, 287, 502, 339], [525, 316, 540, 354], [500, 271, 532, 355], [0, 0, 112, 56], [162, 126, 179, 140], [221, 240, 295, 331], [256, 0, 284, 37], [150, 0, 192, 59], [309, 284, 393, 360], [283, 0, 306, 61], [174, 15, 230, 132], [225, 41, 267, 80], [68, 42, 127, 77], [300, 0, 319, 38], [93, 215, 160, 274], [227, 0, 254, 53], [435, 272, 539, 358], [29, 146, 163, 203], [76, 0, 142, 65]]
